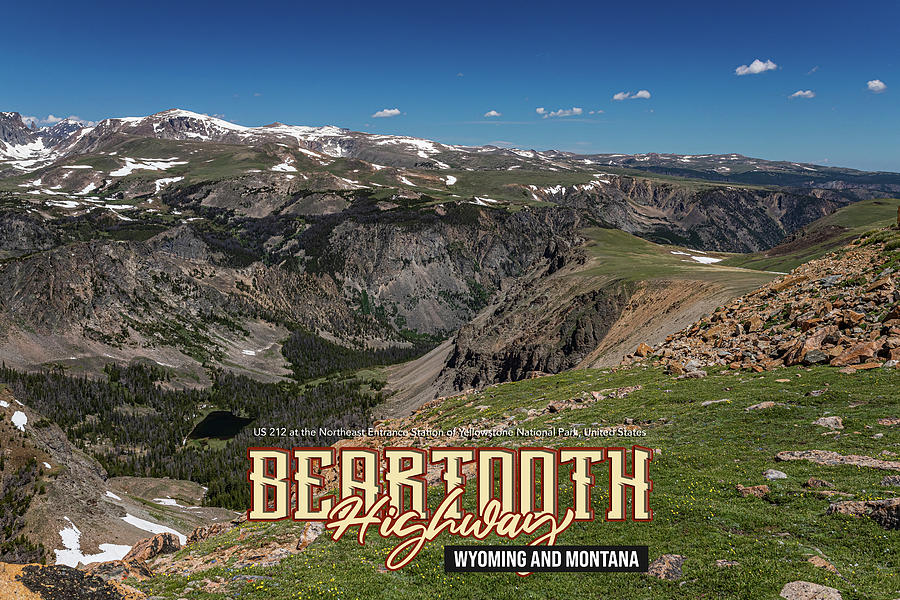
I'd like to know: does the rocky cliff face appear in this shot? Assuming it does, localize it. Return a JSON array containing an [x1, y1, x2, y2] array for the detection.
[[535, 175, 848, 253], [324, 205, 582, 334], [0, 112, 34, 146], [0, 210, 58, 256], [435, 238, 630, 389]]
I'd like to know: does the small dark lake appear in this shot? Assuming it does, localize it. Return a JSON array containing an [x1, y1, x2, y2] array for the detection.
[[188, 411, 254, 440]]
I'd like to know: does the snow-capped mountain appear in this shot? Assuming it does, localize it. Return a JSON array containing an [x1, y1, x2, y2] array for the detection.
[[66, 109, 474, 169], [0, 113, 94, 171], [2, 108, 899, 193]]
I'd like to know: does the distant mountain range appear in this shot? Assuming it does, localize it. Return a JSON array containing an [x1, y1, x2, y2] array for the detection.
[[3, 109, 899, 191]]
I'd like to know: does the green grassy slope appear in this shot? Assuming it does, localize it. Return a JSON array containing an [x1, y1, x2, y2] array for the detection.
[[136, 364, 899, 600]]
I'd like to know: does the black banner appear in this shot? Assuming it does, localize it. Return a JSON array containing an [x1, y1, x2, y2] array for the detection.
[[443, 545, 649, 572]]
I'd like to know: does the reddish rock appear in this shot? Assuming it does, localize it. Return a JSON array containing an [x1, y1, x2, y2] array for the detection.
[[829, 341, 881, 367], [744, 316, 764, 332], [802, 477, 833, 489], [187, 522, 233, 545], [84, 559, 153, 582], [736, 484, 769, 498], [634, 343, 653, 357], [123, 533, 181, 563], [807, 556, 839, 574]]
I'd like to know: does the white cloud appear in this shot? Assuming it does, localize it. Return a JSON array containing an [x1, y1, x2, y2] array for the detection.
[[588, 110, 605, 115], [735, 59, 777, 76], [789, 90, 815, 99], [483, 110, 502, 117], [535, 107, 546, 115], [612, 90, 651, 101], [372, 108, 401, 118], [544, 107, 583, 118], [867, 79, 887, 93]]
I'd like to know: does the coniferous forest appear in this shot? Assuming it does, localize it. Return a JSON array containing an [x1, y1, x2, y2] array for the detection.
[[0, 334, 428, 509]]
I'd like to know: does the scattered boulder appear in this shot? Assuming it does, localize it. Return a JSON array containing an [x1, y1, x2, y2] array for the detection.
[[802, 477, 833, 489], [776, 450, 900, 471], [646, 554, 684, 581], [715, 559, 739, 568], [830, 341, 881, 367], [807, 556, 839, 574], [123, 533, 181, 563], [826, 498, 900, 529], [736, 484, 769, 498], [802, 349, 829, 365], [780, 580, 842, 600], [84, 559, 154, 582], [746, 401, 784, 411], [701, 399, 730, 407], [679, 370, 707, 379], [187, 522, 233, 545], [634, 343, 653, 357], [764, 469, 788, 480], [877, 417, 900, 426], [296, 522, 324, 550], [881, 475, 900, 487], [813, 416, 843, 430]]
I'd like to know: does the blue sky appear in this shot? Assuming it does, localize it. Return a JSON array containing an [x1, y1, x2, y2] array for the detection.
[[3, 0, 897, 171]]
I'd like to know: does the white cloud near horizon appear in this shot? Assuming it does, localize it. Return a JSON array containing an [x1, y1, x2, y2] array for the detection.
[[867, 79, 887, 93], [535, 107, 546, 115], [735, 59, 777, 75], [789, 90, 815, 99], [484, 110, 502, 117], [612, 90, 651, 101], [544, 107, 583, 118], [372, 108, 401, 118]]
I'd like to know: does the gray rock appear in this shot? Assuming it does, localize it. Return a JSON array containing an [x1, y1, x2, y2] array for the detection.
[[764, 469, 788, 480], [780, 580, 842, 600], [803, 349, 829, 365], [701, 399, 730, 407], [882, 475, 900, 487], [646, 554, 684, 580], [813, 416, 843, 430]]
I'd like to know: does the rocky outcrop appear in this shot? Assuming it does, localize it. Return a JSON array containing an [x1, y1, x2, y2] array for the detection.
[[647, 232, 900, 372], [646, 554, 684, 580], [826, 498, 900, 529], [122, 533, 180, 563], [776, 450, 900, 471]]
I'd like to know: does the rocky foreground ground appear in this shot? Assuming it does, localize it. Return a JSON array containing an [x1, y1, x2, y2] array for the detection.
[[626, 228, 900, 375]]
